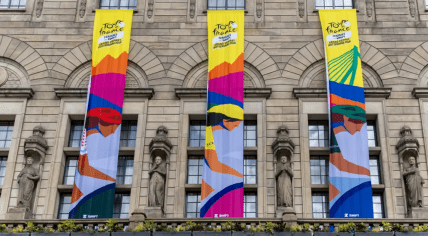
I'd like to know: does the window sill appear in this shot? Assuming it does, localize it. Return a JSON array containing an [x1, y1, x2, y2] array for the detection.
[[293, 88, 391, 99], [309, 146, 380, 155], [55, 88, 154, 99], [203, 10, 248, 14], [0, 8, 26, 12], [313, 9, 359, 13], [372, 184, 385, 190], [63, 147, 136, 155], [0, 88, 34, 99], [92, 9, 138, 13], [187, 146, 257, 155], [0, 148, 9, 156], [412, 87, 428, 98]]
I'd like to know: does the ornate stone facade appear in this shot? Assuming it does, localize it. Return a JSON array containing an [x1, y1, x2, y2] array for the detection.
[[0, 0, 427, 221]]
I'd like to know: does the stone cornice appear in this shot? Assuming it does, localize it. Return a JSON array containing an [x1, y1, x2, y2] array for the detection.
[[54, 88, 155, 99], [293, 87, 392, 99], [412, 87, 428, 98], [0, 88, 34, 99], [175, 88, 272, 99]]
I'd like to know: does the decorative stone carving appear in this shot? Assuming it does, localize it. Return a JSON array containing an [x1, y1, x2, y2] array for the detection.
[[0, 67, 8, 87], [408, 0, 416, 18], [298, 0, 304, 18], [143, 126, 172, 219], [36, 0, 43, 18], [189, 0, 196, 19], [272, 126, 296, 223], [365, 0, 373, 18], [396, 125, 426, 218], [256, 0, 262, 18], [7, 126, 48, 220], [147, 0, 154, 19], [79, 0, 86, 18]]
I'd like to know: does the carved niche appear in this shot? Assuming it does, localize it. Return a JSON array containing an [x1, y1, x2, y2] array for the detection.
[[0, 59, 30, 88]]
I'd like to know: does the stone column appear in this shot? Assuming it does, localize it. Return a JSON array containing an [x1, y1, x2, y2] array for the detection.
[[272, 125, 297, 225]]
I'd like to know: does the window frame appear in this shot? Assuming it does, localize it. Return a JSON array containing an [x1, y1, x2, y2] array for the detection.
[[315, 0, 354, 9], [187, 156, 204, 185], [244, 155, 257, 184], [310, 155, 329, 185], [116, 155, 134, 185], [185, 192, 201, 218], [0, 0, 26, 9], [373, 192, 385, 218], [207, 0, 246, 10], [312, 192, 329, 218], [189, 120, 206, 147], [57, 193, 71, 219], [244, 192, 257, 218], [62, 156, 78, 185], [308, 120, 329, 148], [0, 121, 14, 149], [113, 193, 131, 219], [367, 120, 378, 147], [99, 0, 137, 9]]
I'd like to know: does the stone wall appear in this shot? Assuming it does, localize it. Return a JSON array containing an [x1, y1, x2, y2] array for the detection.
[[0, 0, 427, 220]]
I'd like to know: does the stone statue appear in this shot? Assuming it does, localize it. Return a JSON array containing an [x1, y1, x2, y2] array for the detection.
[[403, 156, 425, 213], [17, 156, 40, 213], [276, 156, 293, 207], [148, 156, 166, 209]]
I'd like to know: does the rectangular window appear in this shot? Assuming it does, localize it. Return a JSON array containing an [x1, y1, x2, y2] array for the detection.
[[113, 194, 130, 218], [116, 156, 134, 185], [186, 192, 201, 218], [244, 192, 257, 218], [99, 0, 137, 9], [0, 121, 14, 148], [63, 156, 78, 185], [370, 156, 381, 185], [312, 192, 329, 218], [373, 193, 385, 218], [315, 0, 353, 9], [187, 156, 203, 184], [244, 156, 256, 184], [0, 0, 26, 8], [0, 157, 6, 185], [244, 120, 257, 147], [189, 121, 205, 147], [57, 194, 71, 219], [309, 121, 328, 147], [367, 121, 378, 147], [68, 120, 84, 148], [208, 0, 245, 10], [120, 120, 137, 147], [310, 156, 329, 185]]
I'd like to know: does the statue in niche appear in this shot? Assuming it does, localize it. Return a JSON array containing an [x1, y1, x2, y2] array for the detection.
[[17, 156, 40, 213], [403, 155, 425, 213], [276, 155, 293, 207], [148, 156, 166, 209]]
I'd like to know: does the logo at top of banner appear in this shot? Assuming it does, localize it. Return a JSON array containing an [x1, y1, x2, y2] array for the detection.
[[98, 20, 126, 49], [325, 20, 352, 48], [212, 21, 238, 50]]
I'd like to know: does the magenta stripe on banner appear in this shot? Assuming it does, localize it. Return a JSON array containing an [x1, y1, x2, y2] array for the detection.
[[90, 73, 126, 108], [208, 71, 244, 103]]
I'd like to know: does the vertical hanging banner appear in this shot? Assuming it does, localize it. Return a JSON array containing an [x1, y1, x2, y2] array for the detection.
[[69, 10, 133, 219], [201, 10, 244, 218], [319, 9, 373, 218]]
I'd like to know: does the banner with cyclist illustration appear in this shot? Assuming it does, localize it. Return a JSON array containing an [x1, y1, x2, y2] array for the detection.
[[319, 9, 374, 218], [69, 10, 133, 219], [201, 10, 245, 218]]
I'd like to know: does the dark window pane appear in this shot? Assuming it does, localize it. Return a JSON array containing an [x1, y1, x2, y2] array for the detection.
[[244, 156, 257, 184], [120, 120, 137, 147], [0, 121, 14, 148], [373, 194, 384, 218], [57, 194, 71, 219], [63, 156, 78, 185], [308, 121, 328, 147], [113, 194, 130, 218], [244, 120, 257, 147], [310, 156, 329, 185], [116, 156, 134, 185], [370, 156, 381, 185], [244, 192, 257, 218], [312, 192, 329, 218], [187, 156, 204, 184], [189, 121, 205, 147], [0, 156, 7, 185], [186, 192, 201, 218], [367, 121, 378, 147], [68, 120, 84, 147]]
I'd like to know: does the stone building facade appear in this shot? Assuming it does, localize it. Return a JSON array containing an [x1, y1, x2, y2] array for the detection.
[[0, 0, 427, 221]]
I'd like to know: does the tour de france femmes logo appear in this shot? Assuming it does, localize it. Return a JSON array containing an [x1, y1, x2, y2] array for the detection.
[[97, 20, 126, 49], [212, 21, 238, 50], [325, 20, 352, 47]]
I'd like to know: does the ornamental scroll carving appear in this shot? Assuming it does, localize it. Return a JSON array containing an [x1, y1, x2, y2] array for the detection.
[[298, 0, 304, 18], [409, 0, 416, 18], [189, 0, 196, 19], [35, 0, 43, 18], [147, 0, 154, 19], [79, 0, 87, 18], [365, 0, 373, 18], [256, 0, 262, 18]]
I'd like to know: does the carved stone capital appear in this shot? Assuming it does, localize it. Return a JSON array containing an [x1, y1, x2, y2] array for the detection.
[[272, 125, 295, 160]]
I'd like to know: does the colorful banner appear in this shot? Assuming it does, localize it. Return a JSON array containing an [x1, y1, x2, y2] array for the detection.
[[69, 10, 133, 219], [319, 9, 374, 218], [201, 10, 244, 218]]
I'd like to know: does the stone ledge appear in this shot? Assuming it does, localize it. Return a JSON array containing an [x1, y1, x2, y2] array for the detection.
[[0, 8, 26, 12], [412, 87, 428, 98], [0, 88, 34, 98], [54, 88, 155, 99], [293, 87, 391, 99], [175, 88, 272, 99]]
